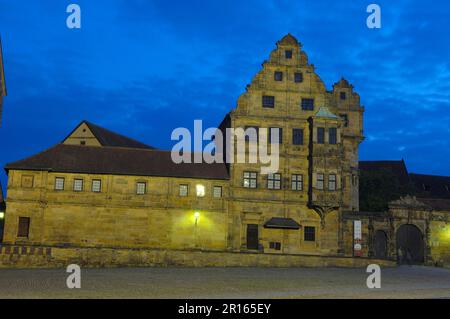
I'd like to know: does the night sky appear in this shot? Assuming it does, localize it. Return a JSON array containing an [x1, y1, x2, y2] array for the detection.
[[1, 0, 450, 191]]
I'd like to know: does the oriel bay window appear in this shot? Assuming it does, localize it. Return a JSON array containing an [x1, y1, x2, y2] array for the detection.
[[329, 128, 337, 144], [328, 174, 337, 191], [316, 173, 324, 190], [243, 172, 257, 188], [292, 174, 303, 191], [267, 173, 281, 190], [317, 127, 325, 144]]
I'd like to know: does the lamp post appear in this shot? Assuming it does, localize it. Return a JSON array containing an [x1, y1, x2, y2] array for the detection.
[[194, 212, 200, 248]]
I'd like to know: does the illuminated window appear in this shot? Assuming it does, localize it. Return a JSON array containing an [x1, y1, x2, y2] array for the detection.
[[243, 172, 257, 188], [136, 182, 146, 195], [328, 174, 336, 191], [92, 179, 102, 193], [73, 179, 83, 192], [213, 186, 222, 198], [267, 173, 281, 190], [55, 177, 65, 191], [179, 184, 189, 196], [316, 174, 324, 190], [292, 174, 303, 191], [196, 184, 205, 197]]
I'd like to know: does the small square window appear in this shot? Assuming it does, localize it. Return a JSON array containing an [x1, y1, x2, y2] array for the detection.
[[292, 174, 303, 191], [292, 128, 303, 145], [55, 177, 65, 191], [304, 226, 316, 242], [213, 186, 223, 198], [267, 173, 281, 190], [274, 71, 283, 81], [301, 98, 314, 110], [285, 50, 292, 59], [294, 72, 303, 83], [73, 179, 83, 192], [136, 182, 146, 195], [92, 179, 102, 193], [340, 91, 346, 100], [262, 95, 275, 108], [316, 174, 324, 190], [269, 242, 281, 250], [80, 140, 86, 145], [179, 184, 189, 196], [317, 127, 325, 144], [243, 172, 257, 188]]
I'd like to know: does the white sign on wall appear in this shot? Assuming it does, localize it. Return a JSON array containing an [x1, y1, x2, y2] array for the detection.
[[354, 220, 362, 257]]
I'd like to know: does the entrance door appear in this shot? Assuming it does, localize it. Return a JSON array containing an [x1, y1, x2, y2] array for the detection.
[[374, 230, 388, 259], [246, 224, 259, 250], [396, 224, 424, 264]]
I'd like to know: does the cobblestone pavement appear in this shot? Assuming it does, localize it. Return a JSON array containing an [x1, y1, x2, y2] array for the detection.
[[0, 265, 449, 299]]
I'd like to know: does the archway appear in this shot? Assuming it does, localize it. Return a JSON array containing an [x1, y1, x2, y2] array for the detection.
[[396, 224, 424, 264], [373, 230, 388, 259]]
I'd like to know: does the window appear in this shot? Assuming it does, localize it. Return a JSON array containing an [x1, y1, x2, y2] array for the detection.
[[340, 91, 346, 100], [304, 226, 316, 241], [73, 179, 83, 192], [269, 242, 281, 250], [316, 174, 324, 190], [17, 217, 30, 238], [274, 71, 283, 81], [317, 127, 325, 144], [292, 128, 303, 145], [243, 172, 257, 188], [294, 72, 303, 83], [213, 186, 222, 198], [262, 95, 275, 108], [21, 175, 34, 188], [328, 174, 336, 191], [244, 126, 259, 142], [196, 184, 205, 197], [269, 127, 282, 144], [55, 177, 65, 191], [340, 114, 349, 127], [352, 175, 358, 187], [92, 179, 102, 193], [292, 174, 303, 191], [301, 98, 314, 110], [267, 173, 281, 190], [179, 184, 189, 196], [136, 182, 146, 195], [329, 128, 337, 144], [285, 50, 292, 59], [80, 140, 86, 145]]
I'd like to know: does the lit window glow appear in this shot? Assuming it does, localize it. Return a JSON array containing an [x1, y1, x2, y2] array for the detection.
[[196, 184, 205, 197]]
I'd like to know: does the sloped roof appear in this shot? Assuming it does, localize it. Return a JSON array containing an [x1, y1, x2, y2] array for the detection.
[[64, 121, 154, 149], [359, 160, 411, 185], [264, 217, 300, 229], [5, 144, 229, 180], [314, 106, 340, 120], [410, 173, 450, 199]]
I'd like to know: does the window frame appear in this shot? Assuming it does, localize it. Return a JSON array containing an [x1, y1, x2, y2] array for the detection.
[[329, 127, 337, 145], [267, 173, 281, 190], [317, 127, 325, 144], [136, 181, 147, 195], [17, 216, 30, 238], [243, 171, 257, 189], [328, 174, 337, 191], [294, 72, 303, 83], [213, 186, 223, 198], [292, 174, 303, 191], [91, 179, 102, 193], [292, 128, 303, 145], [316, 173, 324, 190], [73, 178, 84, 192], [304, 226, 316, 242], [274, 71, 283, 81], [301, 98, 314, 111], [285, 50, 292, 59], [55, 177, 65, 191], [262, 95, 275, 108], [179, 184, 189, 197]]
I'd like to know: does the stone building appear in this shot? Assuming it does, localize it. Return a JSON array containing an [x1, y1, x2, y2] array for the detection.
[[1, 34, 449, 267]]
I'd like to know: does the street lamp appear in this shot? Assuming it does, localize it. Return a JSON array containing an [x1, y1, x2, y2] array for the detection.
[[0, 212, 4, 219], [194, 211, 200, 226]]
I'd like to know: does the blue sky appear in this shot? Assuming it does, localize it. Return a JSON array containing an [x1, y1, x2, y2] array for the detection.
[[1, 0, 450, 190]]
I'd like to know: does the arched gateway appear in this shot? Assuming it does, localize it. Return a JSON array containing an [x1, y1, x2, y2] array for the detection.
[[396, 224, 424, 264]]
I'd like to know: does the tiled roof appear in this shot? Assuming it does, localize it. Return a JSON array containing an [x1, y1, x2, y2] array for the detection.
[[5, 144, 229, 180], [410, 173, 450, 199], [417, 198, 450, 211], [359, 160, 411, 185]]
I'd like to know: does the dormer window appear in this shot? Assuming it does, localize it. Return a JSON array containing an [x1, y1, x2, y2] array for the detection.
[[285, 50, 292, 59], [274, 71, 283, 81]]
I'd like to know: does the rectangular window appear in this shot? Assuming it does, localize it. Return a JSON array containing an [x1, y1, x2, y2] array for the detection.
[[292, 128, 303, 145], [92, 179, 102, 193], [73, 179, 83, 192], [292, 174, 303, 191], [294, 72, 303, 83], [316, 173, 324, 190], [136, 182, 146, 195], [179, 184, 189, 196], [213, 186, 222, 198], [340, 114, 349, 127], [285, 50, 292, 59], [328, 174, 336, 191], [55, 177, 65, 191], [269, 242, 281, 250], [329, 128, 337, 144], [340, 91, 346, 100], [274, 71, 283, 81], [317, 127, 325, 144], [267, 173, 281, 190], [244, 126, 259, 142], [17, 217, 30, 238], [304, 226, 316, 242], [268, 127, 282, 144], [262, 95, 275, 108], [301, 98, 314, 110], [243, 172, 257, 188]]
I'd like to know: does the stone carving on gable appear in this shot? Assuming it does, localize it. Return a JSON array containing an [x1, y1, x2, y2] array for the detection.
[[389, 195, 431, 210]]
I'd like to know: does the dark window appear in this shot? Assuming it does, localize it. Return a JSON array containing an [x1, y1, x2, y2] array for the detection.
[[329, 128, 337, 144], [317, 127, 325, 144], [243, 172, 257, 188], [267, 173, 281, 190], [304, 226, 316, 241], [328, 174, 336, 191], [269, 242, 281, 250], [294, 72, 303, 83], [292, 174, 303, 191], [340, 114, 349, 127], [269, 127, 282, 144], [262, 95, 275, 108], [301, 98, 314, 110], [80, 140, 86, 145], [274, 71, 283, 81], [422, 184, 431, 191], [292, 128, 303, 145], [244, 126, 259, 142], [340, 91, 346, 100], [17, 217, 30, 238], [246, 224, 259, 250], [285, 50, 292, 59]]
